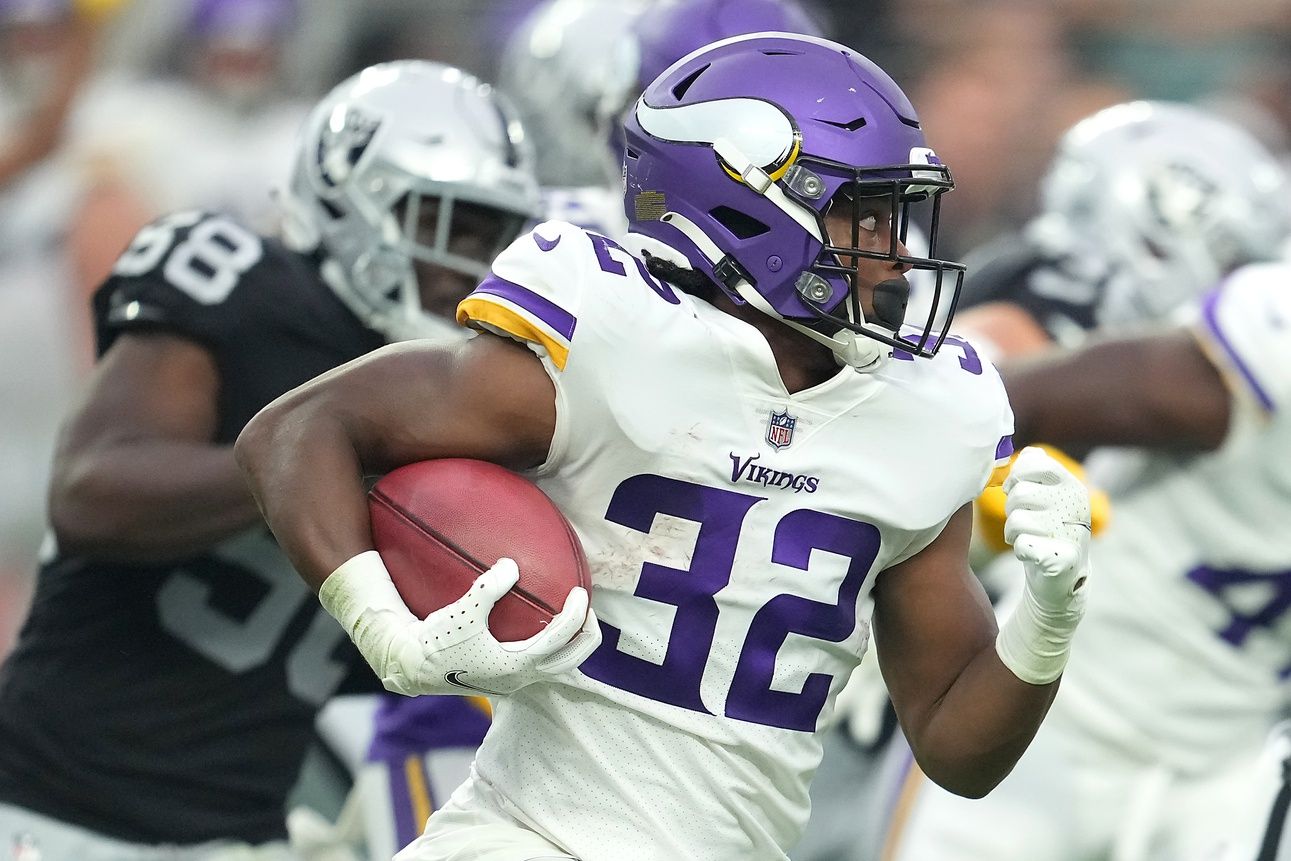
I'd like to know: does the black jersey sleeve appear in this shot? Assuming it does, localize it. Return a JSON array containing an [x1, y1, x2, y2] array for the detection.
[[92, 210, 272, 357], [960, 232, 1100, 341], [90, 209, 385, 440]]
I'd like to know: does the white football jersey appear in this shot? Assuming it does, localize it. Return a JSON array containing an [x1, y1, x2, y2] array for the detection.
[[455, 221, 1012, 859], [1012, 261, 1291, 774]]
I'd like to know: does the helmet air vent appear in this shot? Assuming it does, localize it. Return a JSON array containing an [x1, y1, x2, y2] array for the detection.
[[710, 205, 769, 239], [671, 64, 711, 101], [817, 117, 867, 132]]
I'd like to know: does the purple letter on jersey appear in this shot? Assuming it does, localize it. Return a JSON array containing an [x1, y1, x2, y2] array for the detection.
[[587, 232, 680, 304], [892, 333, 982, 374], [1187, 564, 1291, 673]]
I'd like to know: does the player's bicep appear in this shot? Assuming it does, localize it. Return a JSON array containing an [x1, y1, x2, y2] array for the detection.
[[55, 332, 220, 463], [48, 332, 230, 554], [872, 505, 997, 738], [298, 333, 556, 474]]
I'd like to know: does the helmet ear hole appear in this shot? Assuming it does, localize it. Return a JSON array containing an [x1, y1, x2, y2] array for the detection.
[[709, 206, 769, 239], [318, 197, 344, 220]]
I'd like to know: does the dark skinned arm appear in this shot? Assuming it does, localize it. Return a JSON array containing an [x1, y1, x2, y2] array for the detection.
[[1004, 328, 1231, 452], [874, 504, 1058, 798], [48, 332, 261, 563], [954, 302, 1055, 361], [234, 334, 556, 592]]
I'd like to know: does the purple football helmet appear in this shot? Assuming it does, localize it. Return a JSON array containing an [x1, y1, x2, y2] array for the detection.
[[624, 33, 964, 370]]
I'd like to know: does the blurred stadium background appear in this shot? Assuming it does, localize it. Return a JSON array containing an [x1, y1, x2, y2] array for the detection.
[[2, 0, 1290, 658]]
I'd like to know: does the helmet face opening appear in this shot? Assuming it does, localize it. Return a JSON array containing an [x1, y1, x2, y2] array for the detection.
[[284, 60, 542, 342], [391, 193, 532, 320], [394, 194, 529, 277], [793, 156, 965, 357]]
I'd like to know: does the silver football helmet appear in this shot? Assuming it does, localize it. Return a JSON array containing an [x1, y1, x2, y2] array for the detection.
[[281, 60, 541, 341], [498, 0, 647, 187], [1030, 100, 1291, 327]]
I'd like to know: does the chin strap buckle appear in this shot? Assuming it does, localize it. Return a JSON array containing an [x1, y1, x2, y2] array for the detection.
[[713, 256, 753, 291]]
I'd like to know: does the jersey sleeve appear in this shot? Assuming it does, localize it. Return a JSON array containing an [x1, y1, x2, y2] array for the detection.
[[92, 210, 267, 357], [1190, 262, 1291, 418], [972, 356, 1016, 496], [455, 221, 595, 373], [887, 340, 1016, 566]]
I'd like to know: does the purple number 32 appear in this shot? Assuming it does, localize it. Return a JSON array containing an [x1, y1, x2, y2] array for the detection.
[[578, 474, 881, 732]]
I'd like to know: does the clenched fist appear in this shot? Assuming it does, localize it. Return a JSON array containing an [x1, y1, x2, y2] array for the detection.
[[996, 446, 1093, 685]]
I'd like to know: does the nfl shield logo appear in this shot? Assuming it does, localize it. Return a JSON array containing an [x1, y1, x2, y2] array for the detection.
[[766, 409, 797, 450]]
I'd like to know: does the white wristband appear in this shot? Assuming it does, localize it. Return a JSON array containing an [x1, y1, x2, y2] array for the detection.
[[318, 550, 409, 636], [995, 583, 1085, 686]]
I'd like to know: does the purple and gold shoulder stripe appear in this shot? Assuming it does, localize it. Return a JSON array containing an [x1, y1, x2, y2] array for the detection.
[[456, 275, 577, 371]]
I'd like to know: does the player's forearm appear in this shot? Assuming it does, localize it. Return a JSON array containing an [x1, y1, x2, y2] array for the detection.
[[908, 644, 1058, 798], [235, 394, 374, 592], [1003, 332, 1228, 450], [49, 443, 260, 563]]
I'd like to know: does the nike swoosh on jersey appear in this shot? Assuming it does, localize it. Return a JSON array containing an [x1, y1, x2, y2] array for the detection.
[[444, 671, 502, 696], [533, 232, 561, 252]]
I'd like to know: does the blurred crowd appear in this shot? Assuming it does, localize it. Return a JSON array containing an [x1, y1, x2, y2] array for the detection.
[[2, 0, 1290, 651]]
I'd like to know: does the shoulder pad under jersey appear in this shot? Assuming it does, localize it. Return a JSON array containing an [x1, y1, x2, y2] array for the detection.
[[1193, 261, 1291, 415], [456, 220, 682, 371], [92, 210, 274, 354]]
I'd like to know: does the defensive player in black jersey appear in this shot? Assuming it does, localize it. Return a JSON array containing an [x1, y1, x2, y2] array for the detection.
[[0, 60, 539, 858]]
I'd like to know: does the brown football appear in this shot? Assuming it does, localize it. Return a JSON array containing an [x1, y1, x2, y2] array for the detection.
[[368, 458, 590, 642]]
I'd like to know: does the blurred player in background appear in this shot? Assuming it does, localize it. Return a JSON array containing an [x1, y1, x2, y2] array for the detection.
[[63, 0, 309, 310], [346, 5, 833, 859], [954, 100, 1291, 362], [886, 101, 1291, 860], [237, 32, 1094, 861], [497, 0, 825, 233], [497, 0, 645, 194], [0, 59, 540, 860], [0, 0, 103, 189], [0, 0, 107, 612]]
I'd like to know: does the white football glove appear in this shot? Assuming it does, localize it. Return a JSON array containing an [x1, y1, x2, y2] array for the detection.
[[995, 446, 1092, 685], [320, 551, 601, 697]]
